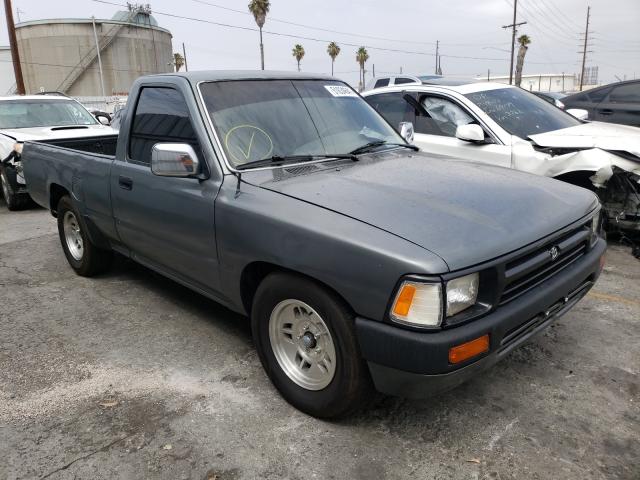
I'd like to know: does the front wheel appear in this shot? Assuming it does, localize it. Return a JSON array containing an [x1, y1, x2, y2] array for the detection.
[[251, 272, 372, 418], [57, 195, 112, 276], [1, 167, 29, 211]]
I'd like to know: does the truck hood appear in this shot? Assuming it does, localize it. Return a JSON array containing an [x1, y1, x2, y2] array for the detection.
[[245, 150, 598, 271], [0, 124, 116, 142], [529, 121, 640, 158]]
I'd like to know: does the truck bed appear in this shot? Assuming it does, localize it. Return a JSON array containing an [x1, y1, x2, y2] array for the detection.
[[42, 134, 118, 156], [22, 139, 117, 239]]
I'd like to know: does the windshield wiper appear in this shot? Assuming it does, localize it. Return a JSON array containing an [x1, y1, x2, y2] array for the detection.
[[349, 141, 418, 155], [235, 154, 357, 171]]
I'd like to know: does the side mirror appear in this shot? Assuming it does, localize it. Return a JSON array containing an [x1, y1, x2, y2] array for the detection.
[[455, 124, 486, 143], [398, 122, 414, 144], [151, 143, 200, 177], [566, 108, 589, 121], [96, 114, 111, 126]]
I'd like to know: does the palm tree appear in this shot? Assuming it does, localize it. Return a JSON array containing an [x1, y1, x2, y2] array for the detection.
[[356, 47, 369, 91], [248, 0, 270, 70], [327, 42, 341, 76], [292, 44, 305, 71], [514, 34, 531, 87], [173, 52, 185, 72]]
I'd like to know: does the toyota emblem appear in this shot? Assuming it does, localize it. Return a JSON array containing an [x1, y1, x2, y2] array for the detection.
[[549, 246, 560, 261]]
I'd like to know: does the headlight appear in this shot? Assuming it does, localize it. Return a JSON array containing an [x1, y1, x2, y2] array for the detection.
[[446, 273, 479, 317], [591, 209, 601, 236], [390, 281, 442, 328], [13, 142, 23, 155], [556, 100, 565, 109]]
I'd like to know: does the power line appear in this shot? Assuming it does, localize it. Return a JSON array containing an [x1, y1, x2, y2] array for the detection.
[[92, 0, 554, 64], [190, 0, 512, 49]]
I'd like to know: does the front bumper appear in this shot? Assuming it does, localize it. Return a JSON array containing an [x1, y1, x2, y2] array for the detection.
[[356, 237, 606, 398]]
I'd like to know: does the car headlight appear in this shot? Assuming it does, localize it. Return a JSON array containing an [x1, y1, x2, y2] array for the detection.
[[390, 281, 442, 328], [591, 209, 601, 236], [446, 272, 479, 317]]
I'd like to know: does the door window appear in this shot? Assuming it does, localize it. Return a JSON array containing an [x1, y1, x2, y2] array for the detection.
[[608, 83, 640, 103], [128, 87, 201, 165], [418, 95, 474, 137], [365, 92, 414, 130], [394, 77, 417, 85], [374, 78, 390, 88]]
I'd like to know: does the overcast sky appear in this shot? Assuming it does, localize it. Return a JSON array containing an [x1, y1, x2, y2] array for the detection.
[[1, 0, 638, 87]]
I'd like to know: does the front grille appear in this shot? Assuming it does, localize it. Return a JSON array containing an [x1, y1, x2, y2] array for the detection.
[[499, 225, 590, 305]]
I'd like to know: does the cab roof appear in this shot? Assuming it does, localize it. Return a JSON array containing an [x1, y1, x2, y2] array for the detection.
[[150, 70, 336, 84]]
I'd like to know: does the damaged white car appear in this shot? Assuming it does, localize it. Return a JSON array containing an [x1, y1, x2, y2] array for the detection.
[[363, 81, 640, 232]]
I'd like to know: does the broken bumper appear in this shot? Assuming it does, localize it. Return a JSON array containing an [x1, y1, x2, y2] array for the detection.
[[355, 237, 606, 399]]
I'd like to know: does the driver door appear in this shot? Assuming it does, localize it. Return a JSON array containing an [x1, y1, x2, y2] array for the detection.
[[111, 85, 221, 293]]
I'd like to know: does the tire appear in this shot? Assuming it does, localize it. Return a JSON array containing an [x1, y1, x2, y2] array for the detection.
[[56, 195, 112, 276], [251, 272, 372, 418], [1, 167, 29, 211]]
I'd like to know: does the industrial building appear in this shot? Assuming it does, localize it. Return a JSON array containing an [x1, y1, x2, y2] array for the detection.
[[480, 73, 578, 93], [11, 4, 173, 97]]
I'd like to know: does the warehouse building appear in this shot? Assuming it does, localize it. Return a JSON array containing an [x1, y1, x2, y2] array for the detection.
[[12, 4, 173, 97]]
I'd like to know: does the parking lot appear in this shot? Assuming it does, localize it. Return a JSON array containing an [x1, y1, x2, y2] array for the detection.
[[0, 202, 638, 480]]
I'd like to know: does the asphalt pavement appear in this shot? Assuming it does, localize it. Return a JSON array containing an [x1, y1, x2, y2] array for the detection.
[[1, 202, 638, 480]]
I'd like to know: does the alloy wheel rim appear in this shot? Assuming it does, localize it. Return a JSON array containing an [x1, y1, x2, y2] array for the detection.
[[268, 299, 337, 390], [63, 211, 84, 261]]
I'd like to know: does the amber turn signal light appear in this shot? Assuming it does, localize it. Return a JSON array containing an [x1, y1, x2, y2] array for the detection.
[[392, 283, 417, 317], [449, 334, 490, 364]]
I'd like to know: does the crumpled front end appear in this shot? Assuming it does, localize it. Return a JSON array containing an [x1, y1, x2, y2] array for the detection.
[[515, 140, 640, 233]]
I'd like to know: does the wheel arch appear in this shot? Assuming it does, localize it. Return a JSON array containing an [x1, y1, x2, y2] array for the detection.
[[239, 261, 355, 318], [49, 183, 70, 216]]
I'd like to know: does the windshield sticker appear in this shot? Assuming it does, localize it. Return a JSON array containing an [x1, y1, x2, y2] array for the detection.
[[225, 125, 273, 163], [324, 85, 358, 97]]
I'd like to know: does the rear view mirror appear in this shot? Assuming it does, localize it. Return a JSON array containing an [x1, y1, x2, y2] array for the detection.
[[95, 114, 111, 126], [398, 122, 414, 144], [455, 124, 486, 143], [151, 143, 200, 177], [567, 108, 589, 121]]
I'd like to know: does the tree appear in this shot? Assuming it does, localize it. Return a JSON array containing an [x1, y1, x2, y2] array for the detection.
[[327, 42, 341, 76], [292, 44, 305, 71], [248, 0, 270, 70], [356, 47, 369, 91], [173, 52, 185, 72], [514, 34, 531, 87]]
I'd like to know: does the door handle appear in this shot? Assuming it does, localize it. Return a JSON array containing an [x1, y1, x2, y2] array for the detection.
[[598, 109, 613, 115], [118, 176, 133, 190]]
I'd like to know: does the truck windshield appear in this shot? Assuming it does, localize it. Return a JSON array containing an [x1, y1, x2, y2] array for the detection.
[[0, 99, 98, 129], [199, 79, 403, 169], [465, 87, 581, 139]]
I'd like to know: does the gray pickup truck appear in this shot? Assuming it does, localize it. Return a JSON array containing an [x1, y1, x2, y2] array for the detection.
[[23, 71, 607, 418]]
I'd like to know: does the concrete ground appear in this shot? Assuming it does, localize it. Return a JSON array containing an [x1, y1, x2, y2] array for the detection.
[[1, 202, 638, 480]]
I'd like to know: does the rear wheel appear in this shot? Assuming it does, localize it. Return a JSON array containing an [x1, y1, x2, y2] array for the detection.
[[1, 167, 29, 211], [251, 272, 372, 418], [57, 195, 112, 276]]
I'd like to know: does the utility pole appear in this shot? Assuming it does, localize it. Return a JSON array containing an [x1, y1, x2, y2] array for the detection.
[[182, 42, 189, 72], [91, 17, 106, 98], [502, 0, 526, 85], [435, 40, 439, 75], [372, 63, 375, 78], [487, 69, 490, 81], [4, 0, 25, 94], [579, 6, 591, 91]]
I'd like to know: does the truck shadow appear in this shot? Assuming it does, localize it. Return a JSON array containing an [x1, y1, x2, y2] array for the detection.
[[99, 253, 545, 424]]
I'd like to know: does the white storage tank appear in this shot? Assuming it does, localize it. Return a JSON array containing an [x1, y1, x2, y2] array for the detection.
[[15, 5, 173, 96]]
